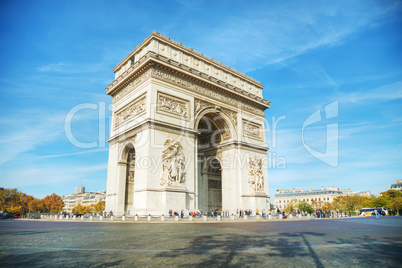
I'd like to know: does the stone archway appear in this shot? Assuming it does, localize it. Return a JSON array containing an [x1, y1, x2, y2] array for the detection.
[[196, 112, 230, 213], [105, 32, 271, 216], [119, 143, 135, 215]]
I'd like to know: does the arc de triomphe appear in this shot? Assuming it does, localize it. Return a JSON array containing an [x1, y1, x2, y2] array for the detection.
[[105, 32, 271, 216]]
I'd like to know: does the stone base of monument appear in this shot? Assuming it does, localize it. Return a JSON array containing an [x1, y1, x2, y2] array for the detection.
[[159, 185, 188, 216], [241, 191, 269, 213]]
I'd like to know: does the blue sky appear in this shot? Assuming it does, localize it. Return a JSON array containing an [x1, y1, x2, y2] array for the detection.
[[0, 0, 401, 200]]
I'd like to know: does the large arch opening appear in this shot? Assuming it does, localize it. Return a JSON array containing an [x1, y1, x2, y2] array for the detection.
[[122, 145, 135, 214], [196, 112, 230, 213]]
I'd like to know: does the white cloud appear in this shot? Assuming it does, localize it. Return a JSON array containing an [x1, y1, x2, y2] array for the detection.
[[191, 1, 400, 72], [339, 81, 402, 104]]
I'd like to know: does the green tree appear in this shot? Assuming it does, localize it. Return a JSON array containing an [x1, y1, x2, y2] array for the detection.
[[284, 202, 296, 214], [297, 201, 314, 214]]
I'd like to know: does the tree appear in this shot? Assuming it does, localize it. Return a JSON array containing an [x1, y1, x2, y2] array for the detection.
[[20, 194, 35, 216], [44, 193, 63, 213], [28, 199, 46, 213], [93, 201, 105, 213], [284, 202, 296, 214], [0, 188, 21, 213], [72, 204, 92, 215], [297, 201, 314, 214]]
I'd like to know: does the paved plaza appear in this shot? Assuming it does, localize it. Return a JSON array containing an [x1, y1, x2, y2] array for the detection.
[[0, 217, 401, 267]]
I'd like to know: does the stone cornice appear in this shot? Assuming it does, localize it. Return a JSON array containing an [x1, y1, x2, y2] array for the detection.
[[106, 51, 270, 110], [113, 31, 263, 88], [108, 118, 198, 144], [218, 140, 269, 153]]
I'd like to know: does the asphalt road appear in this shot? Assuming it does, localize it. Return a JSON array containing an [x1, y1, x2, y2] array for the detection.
[[0, 217, 401, 267]]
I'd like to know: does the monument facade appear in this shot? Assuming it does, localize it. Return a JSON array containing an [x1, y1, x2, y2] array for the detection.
[[105, 31, 271, 215]]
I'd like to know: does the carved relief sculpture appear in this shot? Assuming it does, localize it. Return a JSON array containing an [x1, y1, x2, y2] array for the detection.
[[248, 157, 264, 192], [115, 97, 146, 127], [160, 139, 186, 186], [157, 93, 188, 118], [243, 119, 262, 140]]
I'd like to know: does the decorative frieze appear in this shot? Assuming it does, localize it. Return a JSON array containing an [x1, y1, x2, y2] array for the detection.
[[114, 96, 146, 128], [243, 119, 263, 140], [152, 68, 265, 116], [248, 157, 264, 192], [160, 139, 186, 186], [157, 92, 189, 119], [113, 69, 152, 102]]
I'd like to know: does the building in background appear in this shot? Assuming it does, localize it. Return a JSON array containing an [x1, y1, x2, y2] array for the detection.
[[274, 186, 371, 209], [75, 186, 85, 195], [390, 180, 402, 192], [62, 187, 106, 214]]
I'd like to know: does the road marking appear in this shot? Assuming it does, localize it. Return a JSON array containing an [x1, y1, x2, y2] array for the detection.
[[1, 241, 402, 253]]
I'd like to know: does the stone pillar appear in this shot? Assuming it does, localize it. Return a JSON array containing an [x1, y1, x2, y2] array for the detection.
[[217, 215, 221, 221], [122, 216, 126, 221], [268, 214, 272, 220], [289, 214, 292, 219], [111, 216, 114, 221], [256, 215, 260, 220], [135, 215, 138, 221], [279, 214, 283, 219], [73, 215, 76, 220], [230, 215, 235, 221], [203, 215, 207, 221], [161, 215, 165, 221], [175, 216, 179, 221], [115, 163, 128, 216], [189, 216, 193, 221], [81, 216, 84, 220], [244, 215, 247, 220], [148, 215, 152, 221], [90, 216, 93, 221], [100, 216, 103, 221]]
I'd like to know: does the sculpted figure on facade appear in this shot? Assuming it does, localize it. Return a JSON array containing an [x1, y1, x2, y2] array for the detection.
[[160, 139, 186, 186], [248, 157, 264, 192]]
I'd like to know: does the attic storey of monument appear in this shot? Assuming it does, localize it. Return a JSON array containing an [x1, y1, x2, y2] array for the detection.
[[105, 31, 271, 216]]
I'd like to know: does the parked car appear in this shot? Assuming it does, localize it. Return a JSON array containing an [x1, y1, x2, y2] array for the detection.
[[27, 213, 41, 219]]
